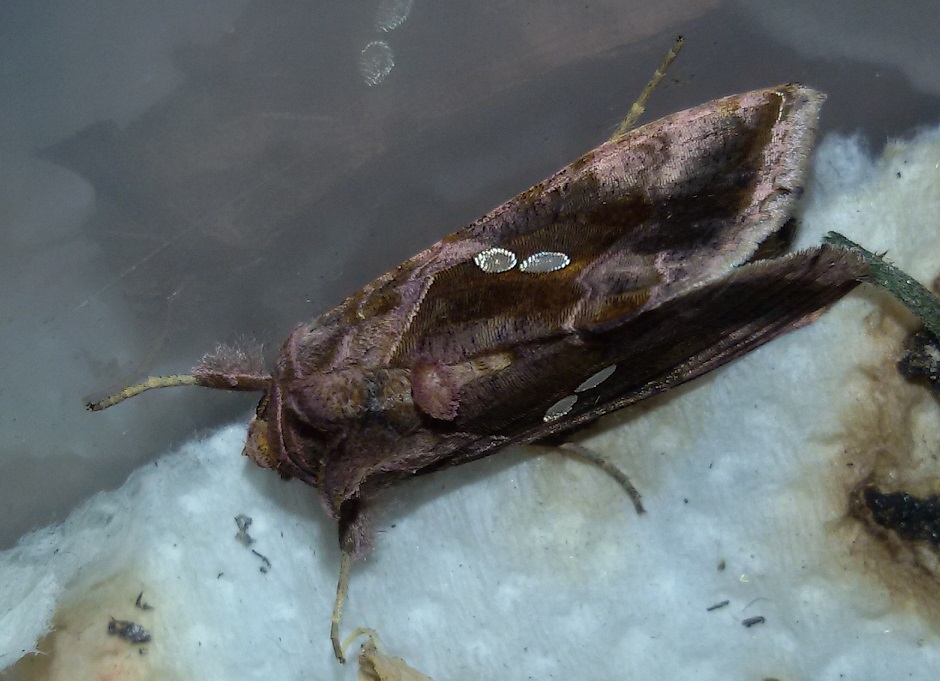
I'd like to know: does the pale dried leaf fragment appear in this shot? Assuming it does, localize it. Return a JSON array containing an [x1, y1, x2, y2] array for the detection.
[[358, 641, 435, 681], [344, 628, 435, 681]]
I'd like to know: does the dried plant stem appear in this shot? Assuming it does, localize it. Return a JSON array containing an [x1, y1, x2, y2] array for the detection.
[[824, 231, 940, 338]]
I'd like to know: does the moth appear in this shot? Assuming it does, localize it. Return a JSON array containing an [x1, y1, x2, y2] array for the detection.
[[88, 82, 869, 661]]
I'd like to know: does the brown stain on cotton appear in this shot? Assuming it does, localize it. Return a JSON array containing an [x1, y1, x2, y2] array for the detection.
[[828, 291, 940, 632]]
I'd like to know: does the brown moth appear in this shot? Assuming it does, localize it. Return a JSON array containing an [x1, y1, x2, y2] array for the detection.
[[88, 82, 869, 660]]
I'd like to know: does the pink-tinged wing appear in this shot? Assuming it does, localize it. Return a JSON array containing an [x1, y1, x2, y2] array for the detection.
[[308, 85, 827, 373]]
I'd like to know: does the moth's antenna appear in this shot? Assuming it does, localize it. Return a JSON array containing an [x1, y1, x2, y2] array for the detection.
[[86, 343, 271, 411], [611, 35, 684, 140]]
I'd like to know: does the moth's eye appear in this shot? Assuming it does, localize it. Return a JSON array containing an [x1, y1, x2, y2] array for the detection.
[[255, 392, 270, 418]]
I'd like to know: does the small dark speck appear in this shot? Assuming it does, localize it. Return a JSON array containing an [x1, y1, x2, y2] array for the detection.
[[134, 592, 154, 611], [897, 171, 902, 179], [217, 572, 224, 579], [108, 618, 151, 644], [252, 549, 272, 573], [717, 560, 726, 571], [683, 498, 689, 504], [742, 615, 766, 627], [864, 487, 940, 546], [707, 599, 730, 612], [235, 514, 255, 546]]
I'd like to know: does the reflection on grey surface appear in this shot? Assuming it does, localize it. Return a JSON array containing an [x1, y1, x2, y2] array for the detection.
[[1, 0, 938, 550]]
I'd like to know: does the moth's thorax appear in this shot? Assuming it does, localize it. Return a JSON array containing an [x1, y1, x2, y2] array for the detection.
[[281, 367, 418, 426], [283, 293, 417, 374], [260, 341, 438, 509]]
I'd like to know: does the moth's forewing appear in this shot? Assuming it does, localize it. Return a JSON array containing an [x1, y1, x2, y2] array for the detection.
[[280, 85, 825, 382], [370, 84, 826, 365]]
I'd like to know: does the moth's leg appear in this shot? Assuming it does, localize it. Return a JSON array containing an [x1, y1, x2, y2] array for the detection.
[[332, 497, 370, 663], [529, 442, 646, 514], [554, 443, 646, 515], [610, 36, 684, 140], [331, 548, 353, 663]]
